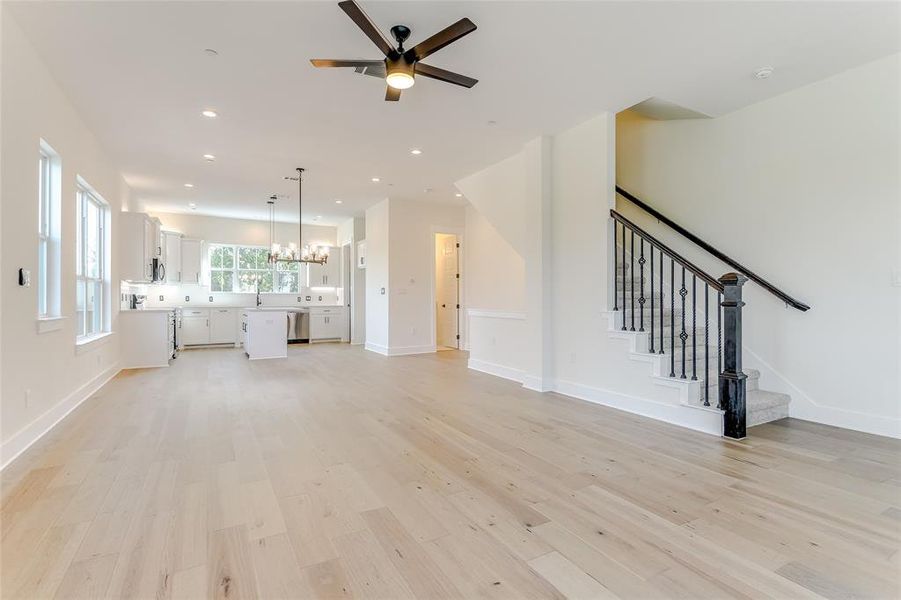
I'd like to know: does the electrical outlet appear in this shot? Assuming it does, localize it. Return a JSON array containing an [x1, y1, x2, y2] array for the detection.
[[159, 295, 164, 301], [208, 296, 213, 302], [297, 296, 302, 302], [185, 296, 190, 302]]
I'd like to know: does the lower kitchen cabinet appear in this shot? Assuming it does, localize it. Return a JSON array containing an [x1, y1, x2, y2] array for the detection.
[[210, 308, 237, 344], [179, 308, 238, 346], [309, 307, 345, 341]]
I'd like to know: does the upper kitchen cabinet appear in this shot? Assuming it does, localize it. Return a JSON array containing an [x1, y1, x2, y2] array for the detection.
[[120, 212, 161, 282], [181, 239, 203, 285], [307, 247, 340, 287], [162, 231, 182, 284]]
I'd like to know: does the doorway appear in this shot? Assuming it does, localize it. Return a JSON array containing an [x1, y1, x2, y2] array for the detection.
[[434, 233, 460, 350]]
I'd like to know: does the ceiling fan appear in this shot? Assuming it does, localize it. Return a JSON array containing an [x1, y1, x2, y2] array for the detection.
[[311, 0, 478, 101]]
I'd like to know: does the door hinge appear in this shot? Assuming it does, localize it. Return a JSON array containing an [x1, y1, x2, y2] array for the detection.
[[456, 304, 460, 309], [456, 242, 460, 248], [455, 273, 459, 279], [456, 334, 460, 339]]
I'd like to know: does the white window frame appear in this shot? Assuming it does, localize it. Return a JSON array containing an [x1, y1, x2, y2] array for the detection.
[[75, 178, 110, 343], [207, 244, 300, 294], [37, 140, 62, 328]]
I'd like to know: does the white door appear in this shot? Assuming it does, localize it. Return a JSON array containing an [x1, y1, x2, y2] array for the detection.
[[435, 234, 459, 349]]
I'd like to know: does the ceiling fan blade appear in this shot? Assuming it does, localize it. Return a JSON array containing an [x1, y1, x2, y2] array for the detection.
[[415, 63, 478, 88], [357, 63, 386, 78], [311, 59, 385, 69], [404, 18, 476, 62], [338, 0, 395, 57], [385, 86, 401, 101]]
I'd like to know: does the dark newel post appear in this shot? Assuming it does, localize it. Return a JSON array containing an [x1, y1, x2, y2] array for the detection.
[[719, 272, 748, 439]]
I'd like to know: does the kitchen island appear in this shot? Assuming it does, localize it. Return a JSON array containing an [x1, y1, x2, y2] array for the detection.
[[241, 309, 288, 360]]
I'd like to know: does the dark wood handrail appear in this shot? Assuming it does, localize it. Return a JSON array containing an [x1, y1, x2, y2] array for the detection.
[[611, 209, 724, 292], [615, 186, 810, 311]]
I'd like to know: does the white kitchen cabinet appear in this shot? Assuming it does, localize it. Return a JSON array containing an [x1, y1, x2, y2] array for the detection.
[[181, 239, 203, 285], [119, 212, 159, 282], [180, 309, 210, 346], [209, 308, 236, 344], [307, 248, 340, 287], [309, 307, 345, 341], [163, 231, 182, 284], [242, 310, 287, 360]]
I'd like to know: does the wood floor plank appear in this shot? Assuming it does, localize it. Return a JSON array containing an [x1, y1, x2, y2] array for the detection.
[[1, 344, 898, 599]]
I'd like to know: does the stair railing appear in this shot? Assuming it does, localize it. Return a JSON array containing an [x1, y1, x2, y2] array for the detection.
[[611, 209, 749, 438]]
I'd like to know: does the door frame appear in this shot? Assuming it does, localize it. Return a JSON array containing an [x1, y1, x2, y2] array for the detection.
[[429, 226, 464, 351], [341, 241, 353, 343]]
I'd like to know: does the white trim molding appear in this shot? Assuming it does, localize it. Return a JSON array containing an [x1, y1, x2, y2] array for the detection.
[[1, 364, 121, 470], [468, 358, 525, 384], [36, 316, 66, 334], [365, 342, 436, 357], [467, 309, 526, 320]]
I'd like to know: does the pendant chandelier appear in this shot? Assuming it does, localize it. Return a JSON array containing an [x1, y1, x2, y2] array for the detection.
[[267, 167, 329, 265]]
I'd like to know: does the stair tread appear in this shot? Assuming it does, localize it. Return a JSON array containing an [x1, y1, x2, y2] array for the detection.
[[748, 389, 791, 411]]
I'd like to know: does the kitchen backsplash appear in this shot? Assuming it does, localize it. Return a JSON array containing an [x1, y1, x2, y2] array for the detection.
[[122, 282, 342, 309]]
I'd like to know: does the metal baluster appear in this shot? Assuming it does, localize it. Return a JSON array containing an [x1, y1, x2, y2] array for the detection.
[[704, 283, 710, 406], [680, 267, 687, 379], [621, 224, 627, 331], [659, 249, 664, 355], [717, 291, 722, 409], [613, 222, 618, 312], [630, 230, 635, 331], [649, 244, 655, 353], [638, 238, 646, 332], [691, 274, 697, 381], [670, 258, 675, 377]]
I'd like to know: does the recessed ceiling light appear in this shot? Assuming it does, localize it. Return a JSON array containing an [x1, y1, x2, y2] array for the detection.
[[455, 193, 463, 197], [188, 202, 197, 209], [487, 120, 497, 126], [335, 200, 343, 204], [371, 177, 380, 182], [204, 48, 218, 57], [203, 154, 216, 161], [410, 148, 422, 155], [424, 187, 433, 193], [754, 66, 774, 79], [201, 109, 218, 118], [184, 183, 194, 188]]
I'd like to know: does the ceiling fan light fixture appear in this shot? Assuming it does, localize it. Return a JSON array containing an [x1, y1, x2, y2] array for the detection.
[[386, 59, 415, 90]]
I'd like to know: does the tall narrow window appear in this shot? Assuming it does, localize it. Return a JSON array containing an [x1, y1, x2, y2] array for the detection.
[[38, 140, 61, 320], [76, 180, 109, 341]]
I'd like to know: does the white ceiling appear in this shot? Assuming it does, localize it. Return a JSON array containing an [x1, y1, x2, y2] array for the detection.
[[7, 1, 898, 225]]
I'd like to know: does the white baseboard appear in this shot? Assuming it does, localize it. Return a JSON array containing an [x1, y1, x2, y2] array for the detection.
[[553, 379, 723, 436], [364, 342, 436, 356], [744, 345, 900, 439], [468, 358, 525, 384], [522, 375, 554, 392], [1, 364, 121, 471]]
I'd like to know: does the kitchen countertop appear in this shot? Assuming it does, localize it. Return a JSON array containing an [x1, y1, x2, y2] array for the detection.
[[120, 308, 175, 313]]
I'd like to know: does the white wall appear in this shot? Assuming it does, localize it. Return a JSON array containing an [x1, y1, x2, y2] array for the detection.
[[616, 54, 900, 437], [1, 13, 132, 464]]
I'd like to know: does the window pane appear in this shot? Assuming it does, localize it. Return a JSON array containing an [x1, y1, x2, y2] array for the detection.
[[238, 247, 256, 270], [86, 200, 100, 278], [221, 247, 234, 269], [90, 280, 102, 335], [76, 279, 86, 337], [237, 270, 272, 293], [210, 246, 223, 269], [210, 270, 233, 292], [276, 272, 298, 293]]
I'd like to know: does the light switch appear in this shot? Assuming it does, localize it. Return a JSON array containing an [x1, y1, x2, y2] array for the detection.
[[18, 268, 30, 287]]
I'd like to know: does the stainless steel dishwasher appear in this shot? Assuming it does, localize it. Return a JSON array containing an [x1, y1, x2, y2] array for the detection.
[[286, 308, 310, 343]]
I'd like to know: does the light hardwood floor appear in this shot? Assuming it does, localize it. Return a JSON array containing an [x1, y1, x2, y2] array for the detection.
[[1, 344, 899, 599]]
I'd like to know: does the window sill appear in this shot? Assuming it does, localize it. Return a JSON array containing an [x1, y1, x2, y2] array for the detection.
[[75, 331, 114, 354], [36, 316, 66, 334]]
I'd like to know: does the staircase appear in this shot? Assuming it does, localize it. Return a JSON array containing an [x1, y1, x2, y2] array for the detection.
[[611, 187, 808, 438], [611, 254, 790, 429]]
